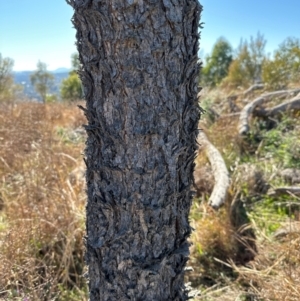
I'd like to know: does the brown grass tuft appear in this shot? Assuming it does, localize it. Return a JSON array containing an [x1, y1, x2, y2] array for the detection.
[[0, 102, 87, 300], [229, 230, 300, 301]]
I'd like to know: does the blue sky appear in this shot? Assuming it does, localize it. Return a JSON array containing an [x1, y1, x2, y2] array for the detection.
[[0, 0, 299, 71]]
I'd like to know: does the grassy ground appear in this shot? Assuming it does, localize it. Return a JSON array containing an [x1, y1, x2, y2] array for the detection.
[[0, 102, 87, 300], [0, 89, 299, 300], [189, 87, 300, 300]]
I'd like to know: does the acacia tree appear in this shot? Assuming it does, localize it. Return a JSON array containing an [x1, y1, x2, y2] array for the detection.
[[262, 37, 300, 89], [0, 53, 14, 100], [201, 37, 232, 87], [61, 53, 82, 101], [67, 1, 202, 300], [30, 61, 54, 103], [224, 32, 266, 88]]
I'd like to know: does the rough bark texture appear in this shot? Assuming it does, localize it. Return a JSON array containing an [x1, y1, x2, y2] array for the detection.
[[197, 131, 229, 209], [67, 1, 202, 300]]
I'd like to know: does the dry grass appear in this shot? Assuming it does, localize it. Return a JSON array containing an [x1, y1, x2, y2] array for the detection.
[[188, 86, 300, 301], [1, 90, 300, 301], [189, 214, 300, 300], [231, 232, 300, 301], [188, 203, 239, 282], [0, 102, 87, 300]]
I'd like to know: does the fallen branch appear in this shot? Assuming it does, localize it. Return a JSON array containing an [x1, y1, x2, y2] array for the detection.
[[197, 131, 230, 209], [242, 83, 264, 97], [226, 84, 265, 101], [254, 93, 300, 118], [267, 186, 300, 197], [274, 222, 300, 239], [238, 88, 300, 135]]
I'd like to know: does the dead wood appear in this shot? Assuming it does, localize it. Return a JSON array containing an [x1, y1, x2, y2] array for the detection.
[[197, 131, 230, 209], [254, 93, 300, 118], [279, 168, 300, 185], [238, 88, 300, 135], [226, 84, 265, 102], [267, 186, 300, 197], [273, 221, 300, 239], [242, 83, 264, 97]]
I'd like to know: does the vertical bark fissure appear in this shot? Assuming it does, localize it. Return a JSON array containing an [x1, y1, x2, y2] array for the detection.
[[69, 0, 202, 300]]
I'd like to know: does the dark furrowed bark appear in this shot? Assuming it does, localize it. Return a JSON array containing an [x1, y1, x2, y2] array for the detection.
[[68, 0, 202, 300]]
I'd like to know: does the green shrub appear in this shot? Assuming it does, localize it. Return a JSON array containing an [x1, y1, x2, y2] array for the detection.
[[262, 37, 300, 89], [223, 32, 266, 89], [201, 37, 233, 87], [60, 53, 83, 101]]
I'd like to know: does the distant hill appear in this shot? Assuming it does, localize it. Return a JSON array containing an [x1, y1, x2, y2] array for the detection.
[[52, 67, 71, 73], [13, 69, 70, 100]]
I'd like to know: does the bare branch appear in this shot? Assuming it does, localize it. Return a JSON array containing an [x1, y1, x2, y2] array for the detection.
[[267, 186, 300, 197], [238, 88, 300, 135], [254, 93, 300, 118], [197, 131, 230, 209], [242, 83, 264, 97]]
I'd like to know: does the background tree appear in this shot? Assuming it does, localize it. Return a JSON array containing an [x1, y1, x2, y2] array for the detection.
[[30, 61, 54, 103], [262, 37, 300, 89], [71, 52, 80, 70], [60, 52, 82, 101], [0, 53, 15, 101], [201, 37, 233, 87], [223, 32, 267, 88], [67, 0, 202, 300]]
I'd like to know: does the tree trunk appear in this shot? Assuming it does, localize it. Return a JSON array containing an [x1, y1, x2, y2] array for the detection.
[[67, 1, 202, 300]]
